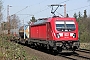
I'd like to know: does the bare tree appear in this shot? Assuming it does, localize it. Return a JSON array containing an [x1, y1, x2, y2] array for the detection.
[[0, 0, 3, 22], [0, 0, 3, 34], [10, 14, 20, 29]]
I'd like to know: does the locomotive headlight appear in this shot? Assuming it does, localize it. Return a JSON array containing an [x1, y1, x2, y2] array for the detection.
[[70, 33, 76, 38], [73, 33, 76, 38], [56, 33, 60, 38]]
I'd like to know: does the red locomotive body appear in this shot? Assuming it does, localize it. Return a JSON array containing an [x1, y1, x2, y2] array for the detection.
[[30, 16, 79, 52], [30, 24, 47, 40]]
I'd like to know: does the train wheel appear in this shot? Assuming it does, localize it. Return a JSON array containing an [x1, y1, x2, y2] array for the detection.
[[25, 41, 28, 45], [53, 50, 58, 55], [47, 44, 50, 49], [72, 46, 77, 52], [57, 47, 62, 53]]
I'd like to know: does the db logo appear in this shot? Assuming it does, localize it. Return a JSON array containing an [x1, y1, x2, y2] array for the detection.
[[64, 33, 69, 36]]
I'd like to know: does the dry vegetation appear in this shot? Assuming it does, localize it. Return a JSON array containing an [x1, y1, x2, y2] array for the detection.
[[0, 35, 27, 60], [0, 34, 39, 60]]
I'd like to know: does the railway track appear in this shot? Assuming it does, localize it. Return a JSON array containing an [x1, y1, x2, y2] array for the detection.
[[58, 53, 77, 60], [76, 48, 90, 53], [58, 51, 90, 60], [24, 44, 90, 60], [11, 40, 90, 60]]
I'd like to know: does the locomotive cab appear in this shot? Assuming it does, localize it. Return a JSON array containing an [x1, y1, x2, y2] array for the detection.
[[50, 17, 79, 52]]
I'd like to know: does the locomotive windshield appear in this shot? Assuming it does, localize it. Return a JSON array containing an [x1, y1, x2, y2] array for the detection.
[[56, 20, 75, 31]]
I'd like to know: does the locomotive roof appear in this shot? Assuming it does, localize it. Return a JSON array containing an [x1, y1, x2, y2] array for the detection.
[[33, 19, 47, 25], [32, 16, 76, 26]]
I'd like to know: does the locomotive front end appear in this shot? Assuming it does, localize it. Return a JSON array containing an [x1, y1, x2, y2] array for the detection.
[[52, 18, 79, 52]]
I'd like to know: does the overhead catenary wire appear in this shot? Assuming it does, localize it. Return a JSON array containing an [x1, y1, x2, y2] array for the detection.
[[2, 0, 49, 24], [28, 0, 71, 15], [56, 11, 64, 17], [31, 0, 48, 6], [15, 0, 70, 17], [15, 6, 28, 14], [58, 4, 90, 17], [34, 6, 49, 15], [8, 0, 90, 21], [17, 14, 34, 20], [57, 0, 70, 17], [34, 0, 70, 16], [17, 6, 50, 21], [59, 0, 70, 4], [47, 0, 70, 17], [12, 0, 49, 21], [17, 14, 33, 16], [66, 5, 90, 12], [14, 0, 48, 14], [2, 8, 6, 13]]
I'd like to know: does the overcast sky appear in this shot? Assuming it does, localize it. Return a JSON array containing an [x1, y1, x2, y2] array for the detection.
[[3, 0, 90, 24]]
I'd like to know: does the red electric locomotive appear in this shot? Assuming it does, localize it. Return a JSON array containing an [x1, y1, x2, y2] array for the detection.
[[30, 16, 79, 52]]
